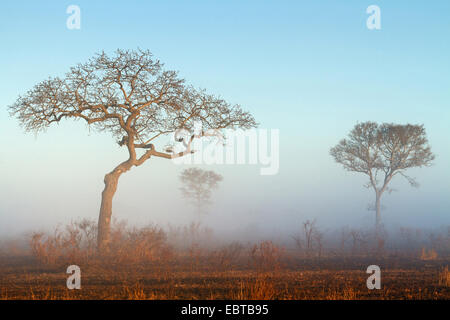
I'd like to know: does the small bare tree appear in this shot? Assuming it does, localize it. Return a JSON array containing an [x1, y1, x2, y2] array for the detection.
[[9, 49, 256, 251], [349, 229, 369, 255], [293, 219, 320, 257], [330, 122, 434, 237], [179, 168, 223, 217]]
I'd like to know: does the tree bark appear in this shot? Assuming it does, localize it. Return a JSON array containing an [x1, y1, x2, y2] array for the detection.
[[97, 170, 122, 251], [375, 192, 382, 237]]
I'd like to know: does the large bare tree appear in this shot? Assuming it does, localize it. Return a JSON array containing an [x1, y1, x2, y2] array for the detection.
[[9, 49, 257, 251], [330, 122, 434, 235]]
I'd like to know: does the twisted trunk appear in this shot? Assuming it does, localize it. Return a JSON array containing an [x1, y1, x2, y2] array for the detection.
[[97, 170, 123, 251], [97, 130, 139, 251]]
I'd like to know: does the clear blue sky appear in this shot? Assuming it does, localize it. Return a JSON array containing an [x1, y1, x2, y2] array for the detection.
[[0, 1, 449, 236]]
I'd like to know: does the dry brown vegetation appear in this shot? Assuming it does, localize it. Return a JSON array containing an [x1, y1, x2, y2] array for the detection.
[[0, 219, 449, 300]]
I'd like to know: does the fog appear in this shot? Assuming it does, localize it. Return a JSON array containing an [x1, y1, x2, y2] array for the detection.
[[1, 116, 449, 241]]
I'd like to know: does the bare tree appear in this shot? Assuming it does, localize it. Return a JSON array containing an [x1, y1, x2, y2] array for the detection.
[[179, 167, 223, 217], [302, 219, 316, 254], [349, 229, 369, 255], [330, 122, 434, 236], [292, 219, 319, 257], [9, 49, 257, 251]]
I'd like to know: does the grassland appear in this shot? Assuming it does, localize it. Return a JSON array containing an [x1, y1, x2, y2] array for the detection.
[[0, 220, 448, 300]]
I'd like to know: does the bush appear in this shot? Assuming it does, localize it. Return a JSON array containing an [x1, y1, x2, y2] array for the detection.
[[420, 247, 438, 261], [29, 219, 173, 267], [249, 241, 284, 272]]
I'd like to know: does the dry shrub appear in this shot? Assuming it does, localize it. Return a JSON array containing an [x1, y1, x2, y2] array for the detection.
[[167, 222, 214, 250], [438, 266, 449, 287], [420, 247, 438, 261], [29, 219, 173, 267], [166, 222, 216, 271], [107, 224, 173, 264], [349, 229, 369, 256], [211, 241, 244, 270], [187, 242, 205, 271], [30, 232, 62, 266], [249, 241, 284, 272], [30, 219, 96, 266]]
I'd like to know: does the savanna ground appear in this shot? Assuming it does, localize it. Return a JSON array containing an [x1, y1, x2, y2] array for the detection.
[[0, 219, 448, 300]]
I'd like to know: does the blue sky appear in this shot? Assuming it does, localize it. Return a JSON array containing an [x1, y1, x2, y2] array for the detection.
[[0, 1, 449, 236]]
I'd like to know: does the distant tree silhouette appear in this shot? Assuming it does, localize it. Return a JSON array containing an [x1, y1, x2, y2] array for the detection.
[[330, 122, 434, 236], [9, 49, 256, 251], [179, 168, 223, 218]]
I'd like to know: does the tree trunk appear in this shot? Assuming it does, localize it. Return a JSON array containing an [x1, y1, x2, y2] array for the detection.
[[97, 170, 122, 251], [375, 192, 382, 237]]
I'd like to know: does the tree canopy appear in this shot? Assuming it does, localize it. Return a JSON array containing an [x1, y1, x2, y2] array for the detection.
[[330, 122, 434, 194], [9, 49, 257, 164], [179, 168, 223, 215]]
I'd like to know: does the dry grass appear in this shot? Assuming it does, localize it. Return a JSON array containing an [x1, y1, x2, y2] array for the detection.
[[0, 221, 448, 300], [1, 262, 449, 300], [1, 268, 448, 300], [323, 286, 358, 300], [439, 266, 449, 287], [232, 277, 278, 300]]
